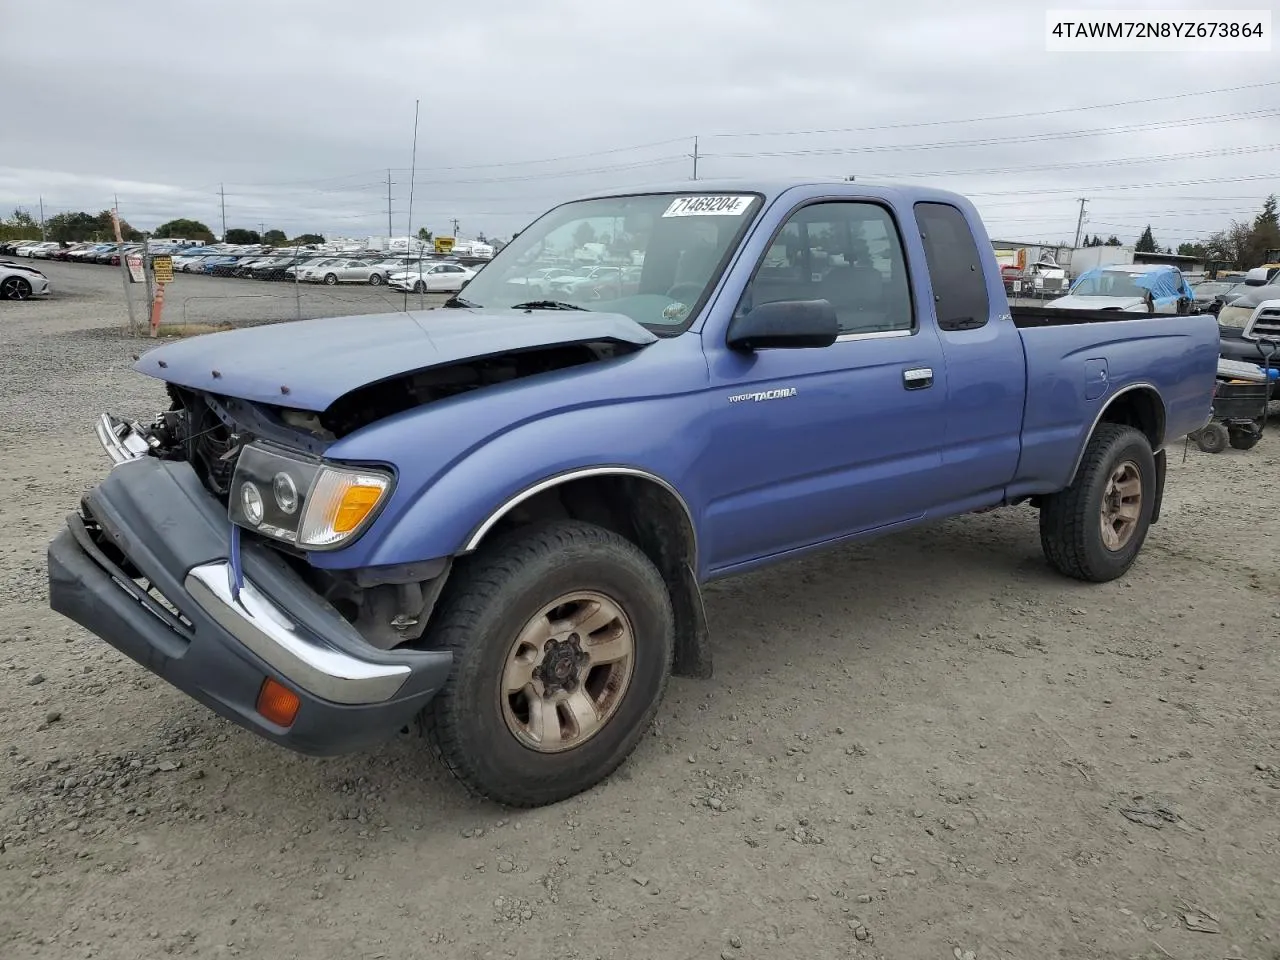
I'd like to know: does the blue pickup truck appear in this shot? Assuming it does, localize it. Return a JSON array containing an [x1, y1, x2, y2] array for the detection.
[[48, 180, 1218, 807]]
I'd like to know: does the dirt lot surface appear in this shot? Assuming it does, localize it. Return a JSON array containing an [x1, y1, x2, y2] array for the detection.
[[2, 263, 1278, 960]]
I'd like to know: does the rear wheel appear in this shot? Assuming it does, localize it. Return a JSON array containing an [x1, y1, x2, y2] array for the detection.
[[1194, 422, 1229, 454], [1228, 423, 1262, 450], [368, 273, 383, 286], [1040, 424, 1156, 583], [423, 520, 674, 807], [1, 276, 32, 300]]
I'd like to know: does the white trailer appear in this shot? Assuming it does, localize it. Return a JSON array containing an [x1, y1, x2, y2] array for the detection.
[[1068, 245, 1135, 277]]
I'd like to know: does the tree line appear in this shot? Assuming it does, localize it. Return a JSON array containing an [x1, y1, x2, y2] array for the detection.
[[0, 209, 324, 247], [1112, 195, 1279, 265]]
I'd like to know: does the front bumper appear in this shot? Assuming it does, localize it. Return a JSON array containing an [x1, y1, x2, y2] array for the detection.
[[1220, 335, 1280, 369], [47, 456, 452, 755]]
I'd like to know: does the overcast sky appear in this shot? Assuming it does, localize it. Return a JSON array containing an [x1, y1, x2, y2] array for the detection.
[[3, 0, 1276, 247]]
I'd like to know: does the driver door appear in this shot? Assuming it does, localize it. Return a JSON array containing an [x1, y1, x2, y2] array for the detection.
[[700, 199, 949, 574]]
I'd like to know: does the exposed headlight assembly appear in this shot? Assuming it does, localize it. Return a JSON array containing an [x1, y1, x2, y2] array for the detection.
[[227, 442, 393, 550]]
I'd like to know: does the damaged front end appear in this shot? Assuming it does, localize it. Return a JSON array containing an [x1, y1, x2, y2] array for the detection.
[[91, 388, 444, 653], [88, 333, 644, 654]]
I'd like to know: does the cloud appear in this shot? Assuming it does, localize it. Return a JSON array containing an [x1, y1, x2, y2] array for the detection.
[[3, 0, 1276, 247]]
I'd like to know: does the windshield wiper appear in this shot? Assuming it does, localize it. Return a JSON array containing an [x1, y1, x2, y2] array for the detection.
[[443, 296, 480, 308], [511, 300, 587, 311]]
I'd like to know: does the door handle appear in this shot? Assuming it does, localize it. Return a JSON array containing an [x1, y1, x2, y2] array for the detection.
[[903, 367, 934, 390]]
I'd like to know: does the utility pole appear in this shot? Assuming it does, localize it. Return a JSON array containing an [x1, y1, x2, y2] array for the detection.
[[386, 169, 393, 239], [1072, 198, 1088, 249], [451, 217, 460, 238], [39, 196, 46, 241], [219, 183, 227, 241], [692, 136, 699, 180]]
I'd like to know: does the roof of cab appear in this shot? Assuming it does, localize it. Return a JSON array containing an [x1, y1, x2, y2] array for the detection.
[[569, 177, 974, 208]]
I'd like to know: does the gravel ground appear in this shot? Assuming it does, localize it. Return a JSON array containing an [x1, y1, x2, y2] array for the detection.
[[2, 264, 1278, 960]]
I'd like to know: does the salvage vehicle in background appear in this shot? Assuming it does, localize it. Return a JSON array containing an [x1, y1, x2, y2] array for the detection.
[[1045, 264, 1194, 314], [48, 180, 1217, 809], [1191, 279, 1243, 316]]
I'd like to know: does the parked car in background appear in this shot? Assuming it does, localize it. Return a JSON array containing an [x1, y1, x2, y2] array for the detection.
[[301, 259, 392, 285], [387, 261, 475, 293], [364, 258, 415, 283], [1218, 290, 1280, 370], [1046, 264, 1194, 314], [172, 253, 212, 273], [501, 266, 569, 298], [71, 244, 115, 263], [249, 257, 308, 281], [1190, 280, 1243, 316], [285, 257, 342, 280], [1, 260, 51, 299], [1217, 282, 1280, 331]]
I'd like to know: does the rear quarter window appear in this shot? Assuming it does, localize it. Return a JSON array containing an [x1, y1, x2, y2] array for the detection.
[[913, 202, 991, 331]]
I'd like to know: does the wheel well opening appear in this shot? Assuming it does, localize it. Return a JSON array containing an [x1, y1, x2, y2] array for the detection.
[[1100, 388, 1165, 449], [481, 474, 710, 678]]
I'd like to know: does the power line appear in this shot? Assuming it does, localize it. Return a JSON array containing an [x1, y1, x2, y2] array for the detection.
[[705, 109, 1279, 160], [855, 144, 1280, 181], [709, 80, 1280, 139]]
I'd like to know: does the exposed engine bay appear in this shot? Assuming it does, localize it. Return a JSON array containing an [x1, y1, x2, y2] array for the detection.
[[112, 341, 636, 650]]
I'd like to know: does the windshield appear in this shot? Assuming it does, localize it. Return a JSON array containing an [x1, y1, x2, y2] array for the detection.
[[1193, 282, 1228, 296], [451, 192, 762, 329], [1069, 271, 1149, 299]]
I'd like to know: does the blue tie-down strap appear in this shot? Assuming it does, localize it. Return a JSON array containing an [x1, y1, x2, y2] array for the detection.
[[228, 522, 244, 603]]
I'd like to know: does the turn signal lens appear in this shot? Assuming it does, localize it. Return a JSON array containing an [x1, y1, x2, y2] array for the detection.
[[297, 467, 391, 547], [256, 678, 300, 727], [334, 484, 384, 533]]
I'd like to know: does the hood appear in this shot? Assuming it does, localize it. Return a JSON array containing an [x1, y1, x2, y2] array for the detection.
[[1044, 295, 1145, 311], [134, 309, 658, 411], [1223, 283, 1280, 309]]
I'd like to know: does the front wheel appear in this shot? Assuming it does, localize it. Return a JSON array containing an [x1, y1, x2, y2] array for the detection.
[[413, 280, 426, 294], [1, 276, 32, 300], [323, 273, 338, 285], [1039, 424, 1156, 583], [423, 520, 675, 807]]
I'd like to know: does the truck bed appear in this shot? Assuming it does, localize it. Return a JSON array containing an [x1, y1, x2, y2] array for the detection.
[[1010, 311, 1219, 497]]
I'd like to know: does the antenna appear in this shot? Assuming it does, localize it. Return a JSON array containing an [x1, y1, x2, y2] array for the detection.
[[405, 98, 420, 313]]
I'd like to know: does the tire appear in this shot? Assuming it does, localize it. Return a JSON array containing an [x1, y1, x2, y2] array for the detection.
[[423, 520, 675, 807], [413, 280, 426, 294], [1195, 422, 1229, 454], [1228, 425, 1261, 451], [1, 276, 32, 300], [1039, 424, 1156, 583], [324, 273, 338, 285], [368, 273, 383, 286]]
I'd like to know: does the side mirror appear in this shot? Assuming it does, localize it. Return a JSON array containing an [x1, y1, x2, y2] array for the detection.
[[727, 299, 839, 351]]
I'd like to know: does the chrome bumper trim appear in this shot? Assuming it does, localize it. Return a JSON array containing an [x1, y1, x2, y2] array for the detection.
[[184, 561, 411, 705], [95, 413, 150, 465]]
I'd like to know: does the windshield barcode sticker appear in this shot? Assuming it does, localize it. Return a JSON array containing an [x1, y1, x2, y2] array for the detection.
[[662, 196, 753, 217]]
